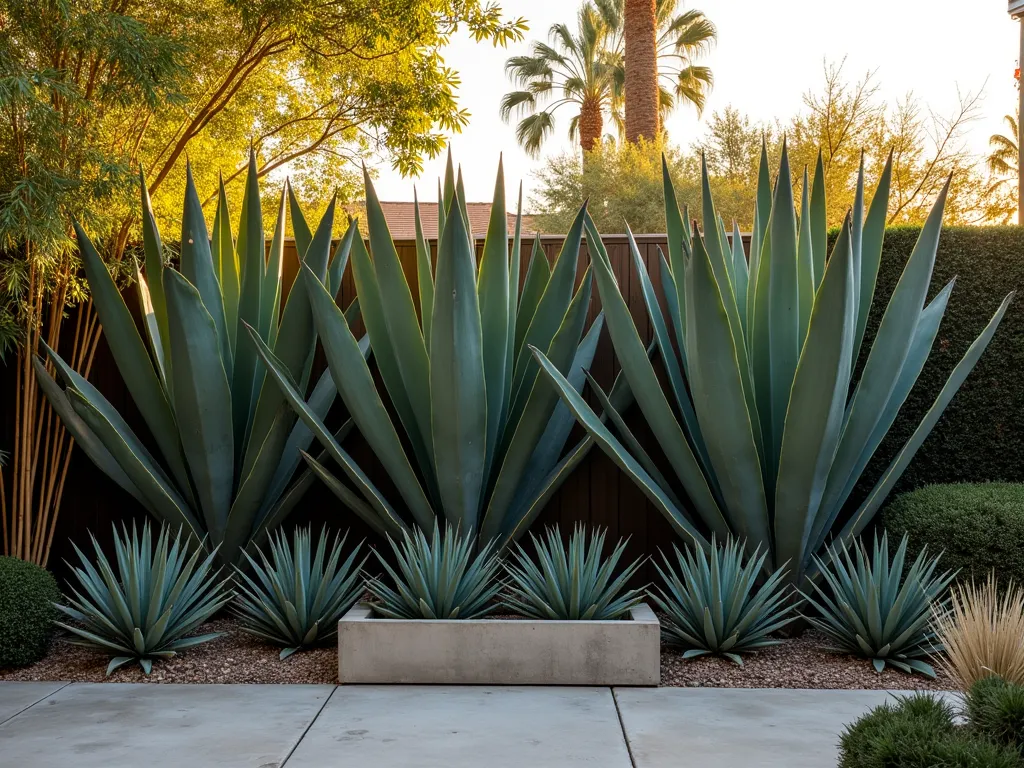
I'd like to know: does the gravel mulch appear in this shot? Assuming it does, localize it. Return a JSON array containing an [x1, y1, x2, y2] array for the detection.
[[659, 629, 954, 690], [2, 621, 953, 690], [0, 618, 337, 684]]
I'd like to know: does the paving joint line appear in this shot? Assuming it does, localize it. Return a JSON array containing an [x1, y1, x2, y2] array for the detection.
[[278, 684, 339, 767], [0, 681, 73, 728], [610, 687, 637, 768]]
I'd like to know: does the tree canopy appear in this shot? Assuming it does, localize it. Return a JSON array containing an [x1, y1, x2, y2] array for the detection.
[[0, 0, 527, 354], [531, 61, 1013, 235]]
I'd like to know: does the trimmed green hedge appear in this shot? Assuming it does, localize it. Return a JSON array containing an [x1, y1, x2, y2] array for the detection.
[[851, 227, 1024, 502], [881, 483, 1024, 588], [0, 556, 61, 667]]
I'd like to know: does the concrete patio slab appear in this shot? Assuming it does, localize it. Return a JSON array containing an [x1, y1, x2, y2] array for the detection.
[[286, 685, 633, 768], [0, 683, 334, 768], [0, 682, 67, 725], [614, 688, 945, 768]]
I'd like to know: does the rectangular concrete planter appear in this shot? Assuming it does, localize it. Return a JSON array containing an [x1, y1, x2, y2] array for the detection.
[[338, 602, 660, 686]]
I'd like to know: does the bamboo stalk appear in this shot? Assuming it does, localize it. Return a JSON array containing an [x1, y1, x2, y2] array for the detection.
[[34, 298, 94, 564], [1, 463, 8, 555], [14, 260, 39, 559]]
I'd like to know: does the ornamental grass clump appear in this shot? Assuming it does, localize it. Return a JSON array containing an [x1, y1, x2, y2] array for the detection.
[[803, 532, 954, 677], [933, 574, 1024, 689], [649, 537, 795, 665], [366, 524, 504, 620], [35, 151, 362, 567], [504, 525, 645, 620], [531, 141, 1013, 591], [56, 522, 232, 675], [234, 526, 366, 659]]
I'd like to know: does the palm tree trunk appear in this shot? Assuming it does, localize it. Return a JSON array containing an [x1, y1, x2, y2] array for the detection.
[[624, 0, 659, 142], [579, 97, 603, 154]]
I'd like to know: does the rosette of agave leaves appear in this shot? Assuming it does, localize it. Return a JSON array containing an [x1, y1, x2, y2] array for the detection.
[[252, 154, 633, 545], [36, 151, 364, 566], [532, 141, 1013, 589]]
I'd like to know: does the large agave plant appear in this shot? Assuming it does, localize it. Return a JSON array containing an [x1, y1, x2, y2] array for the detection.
[[802, 532, 954, 677], [55, 521, 232, 675], [251, 155, 622, 544], [35, 151, 362, 566], [533, 143, 1014, 588]]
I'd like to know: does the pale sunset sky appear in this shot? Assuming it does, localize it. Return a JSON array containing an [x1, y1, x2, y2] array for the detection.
[[370, 0, 1022, 207]]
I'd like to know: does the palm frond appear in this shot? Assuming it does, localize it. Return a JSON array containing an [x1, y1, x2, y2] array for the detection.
[[499, 90, 537, 122]]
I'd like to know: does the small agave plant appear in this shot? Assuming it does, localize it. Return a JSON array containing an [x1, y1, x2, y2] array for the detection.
[[251, 153, 634, 547], [234, 526, 366, 659], [650, 537, 795, 665], [36, 151, 363, 567], [533, 142, 1014, 590], [504, 525, 645, 620], [802, 532, 954, 677], [56, 521, 232, 675], [366, 524, 504, 620]]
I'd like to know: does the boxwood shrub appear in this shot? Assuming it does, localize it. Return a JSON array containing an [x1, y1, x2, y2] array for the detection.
[[0, 556, 61, 667], [882, 483, 1024, 589]]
